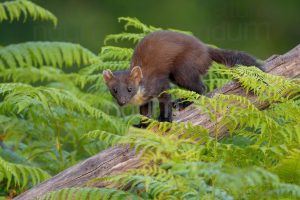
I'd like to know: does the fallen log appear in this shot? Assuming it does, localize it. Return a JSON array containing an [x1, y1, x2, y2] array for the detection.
[[15, 44, 300, 200]]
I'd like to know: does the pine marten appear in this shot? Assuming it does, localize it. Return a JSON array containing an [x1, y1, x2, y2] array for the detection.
[[103, 31, 262, 125]]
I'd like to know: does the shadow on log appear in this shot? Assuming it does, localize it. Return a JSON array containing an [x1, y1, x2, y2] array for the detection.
[[15, 44, 300, 200]]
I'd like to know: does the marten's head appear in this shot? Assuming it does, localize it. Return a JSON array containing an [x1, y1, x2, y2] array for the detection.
[[103, 66, 144, 106]]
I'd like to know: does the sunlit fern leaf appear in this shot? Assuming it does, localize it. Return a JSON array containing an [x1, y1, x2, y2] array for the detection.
[[222, 66, 300, 103], [268, 100, 300, 123], [104, 32, 146, 44], [86, 126, 192, 155], [0, 66, 101, 88], [167, 88, 300, 146], [118, 17, 160, 33], [77, 92, 120, 115], [106, 159, 298, 199], [0, 0, 57, 25], [39, 187, 139, 200], [0, 156, 50, 189], [106, 165, 234, 199], [144, 118, 210, 143], [217, 167, 280, 195], [0, 83, 114, 124], [105, 18, 194, 45], [203, 62, 231, 92], [79, 61, 130, 75], [98, 61, 130, 71], [272, 149, 300, 185], [105, 174, 178, 199], [84, 130, 123, 146], [0, 42, 97, 69], [100, 46, 133, 61]]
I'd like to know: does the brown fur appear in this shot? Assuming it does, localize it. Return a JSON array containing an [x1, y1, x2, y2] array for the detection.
[[103, 31, 262, 123]]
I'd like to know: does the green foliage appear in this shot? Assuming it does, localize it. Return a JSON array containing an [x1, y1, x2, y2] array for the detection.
[[0, 156, 50, 189], [222, 66, 300, 103], [104, 17, 192, 45], [85, 68, 300, 199], [0, 42, 97, 69], [203, 62, 231, 92], [0, 1, 299, 199], [0, 0, 57, 25], [84, 65, 300, 199], [82, 67, 300, 199], [0, 83, 114, 123], [39, 187, 139, 200], [0, 1, 128, 197]]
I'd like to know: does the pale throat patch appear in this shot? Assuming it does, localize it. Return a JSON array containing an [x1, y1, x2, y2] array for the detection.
[[129, 86, 146, 105]]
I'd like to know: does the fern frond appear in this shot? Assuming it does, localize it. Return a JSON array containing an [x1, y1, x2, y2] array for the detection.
[[0, 42, 97, 69], [118, 17, 160, 33], [106, 174, 178, 199], [39, 187, 139, 200], [104, 32, 146, 44], [84, 130, 123, 146], [0, 66, 100, 88], [0, 0, 57, 25], [224, 66, 300, 103], [272, 149, 300, 185], [79, 61, 130, 75], [203, 62, 231, 91], [144, 118, 210, 144], [0, 156, 50, 189], [100, 46, 133, 61], [168, 87, 300, 147], [0, 83, 114, 124]]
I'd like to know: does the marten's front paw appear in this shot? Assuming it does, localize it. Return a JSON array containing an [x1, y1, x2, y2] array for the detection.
[[172, 98, 193, 110], [157, 115, 172, 123], [133, 122, 149, 129]]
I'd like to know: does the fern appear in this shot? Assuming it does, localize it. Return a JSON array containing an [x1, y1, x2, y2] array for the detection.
[[100, 46, 133, 61], [118, 17, 160, 33], [39, 187, 139, 200], [0, 157, 50, 189], [81, 17, 300, 199], [0, 42, 97, 69], [271, 149, 300, 185], [1, 2, 299, 198], [0, 0, 57, 25], [0, 66, 100, 88], [84, 66, 300, 199], [0, 83, 115, 123], [203, 62, 231, 92], [104, 32, 146, 44], [222, 66, 300, 103], [84, 130, 123, 146], [104, 17, 192, 45]]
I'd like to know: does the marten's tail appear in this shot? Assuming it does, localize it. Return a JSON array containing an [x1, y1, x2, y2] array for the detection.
[[208, 47, 264, 70]]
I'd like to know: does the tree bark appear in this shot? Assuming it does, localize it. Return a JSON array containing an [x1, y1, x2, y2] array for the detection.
[[15, 44, 300, 200]]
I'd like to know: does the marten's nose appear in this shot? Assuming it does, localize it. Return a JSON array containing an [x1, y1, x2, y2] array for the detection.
[[119, 97, 126, 105]]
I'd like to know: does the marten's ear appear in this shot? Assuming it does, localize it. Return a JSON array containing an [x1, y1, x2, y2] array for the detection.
[[103, 69, 114, 83], [130, 66, 143, 84]]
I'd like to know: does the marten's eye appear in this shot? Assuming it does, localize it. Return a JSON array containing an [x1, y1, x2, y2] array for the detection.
[[113, 88, 117, 94], [127, 87, 132, 93]]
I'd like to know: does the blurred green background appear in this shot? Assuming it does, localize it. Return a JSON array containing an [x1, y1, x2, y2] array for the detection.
[[2, 0, 300, 60]]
